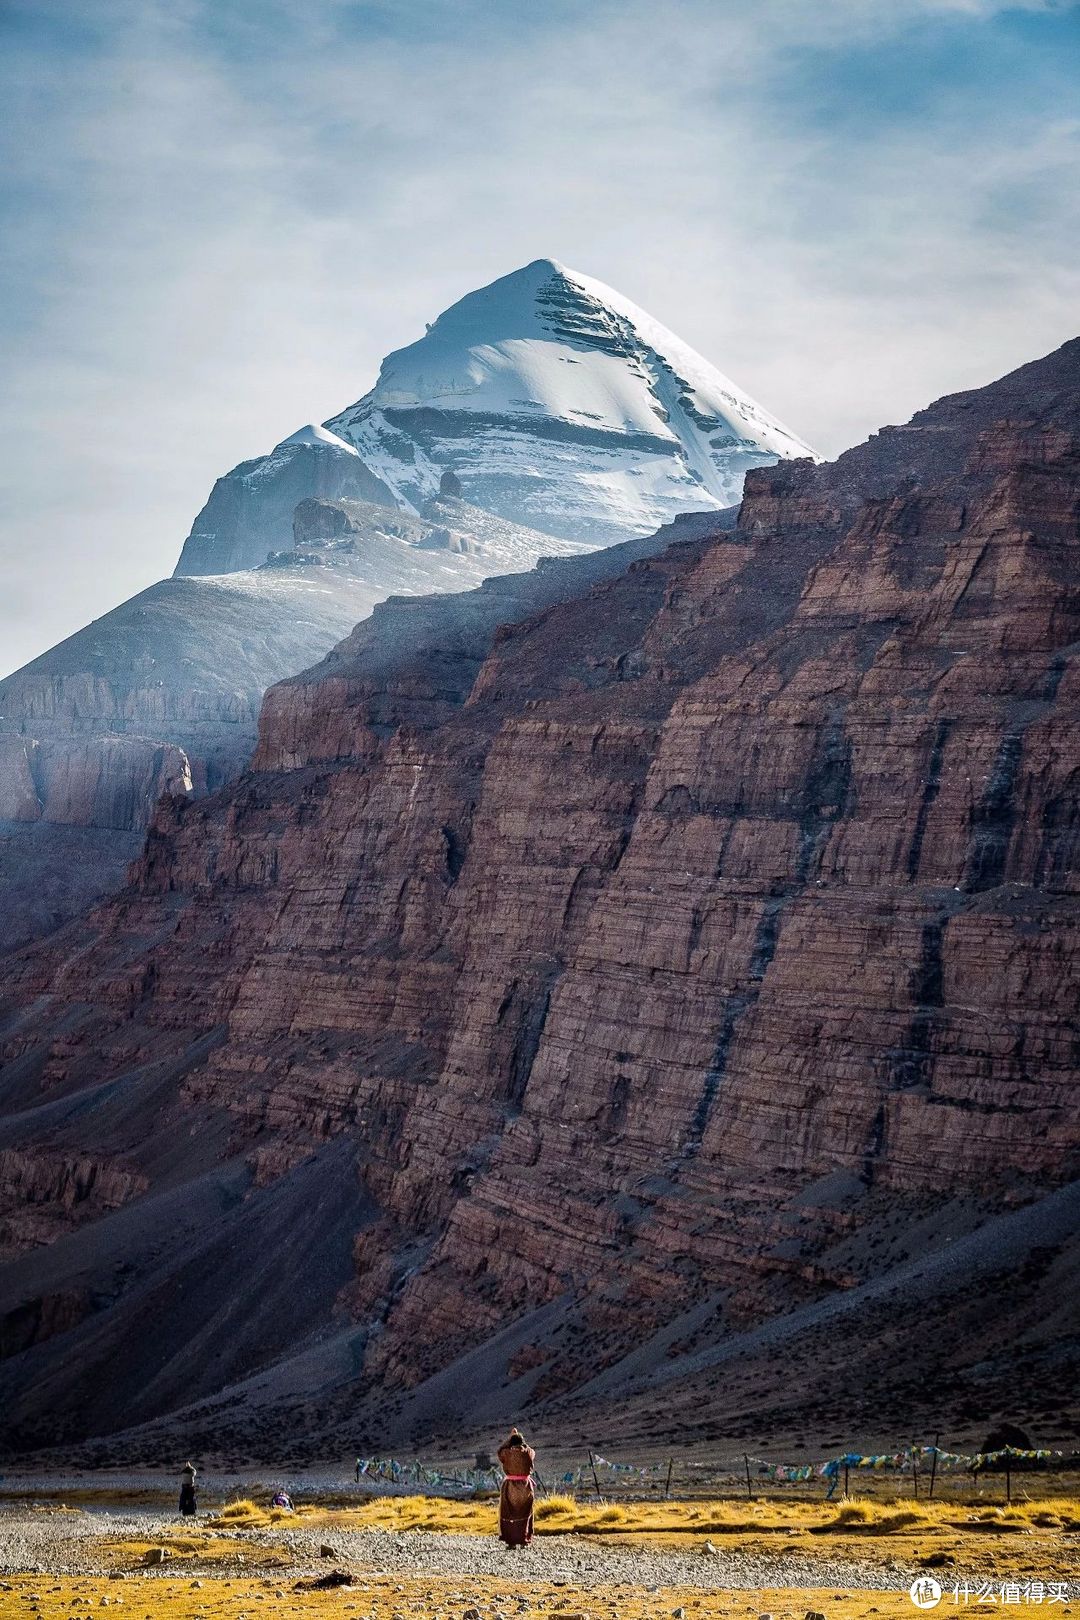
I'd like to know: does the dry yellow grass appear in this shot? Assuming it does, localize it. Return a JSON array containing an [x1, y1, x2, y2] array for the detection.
[[193, 1490, 1080, 1582], [207, 1497, 299, 1531], [827, 1504, 930, 1533], [216, 1497, 262, 1519], [309, 1489, 1080, 1540], [535, 1491, 577, 1516], [98, 1529, 293, 1574]]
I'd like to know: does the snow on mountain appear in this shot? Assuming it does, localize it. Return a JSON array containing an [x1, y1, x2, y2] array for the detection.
[[278, 423, 361, 453], [325, 258, 817, 544], [175, 259, 815, 576], [274, 491, 590, 591]]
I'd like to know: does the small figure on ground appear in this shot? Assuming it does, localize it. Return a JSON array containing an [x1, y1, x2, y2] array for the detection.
[[497, 1427, 536, 1548], [271, 1489, 293, 1511], [178, 1463, 198, 1517]]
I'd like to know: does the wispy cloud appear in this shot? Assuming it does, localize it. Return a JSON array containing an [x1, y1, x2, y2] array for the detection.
[[1, 0, 1077, 674]]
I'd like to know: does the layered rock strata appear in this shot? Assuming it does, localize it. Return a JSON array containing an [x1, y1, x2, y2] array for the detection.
[[0, 342, 1078, 1453]]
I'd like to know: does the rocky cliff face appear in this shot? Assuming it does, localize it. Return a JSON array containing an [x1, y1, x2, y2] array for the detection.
[[0, 341, 1077, 1457], [0, 565, 365, 951]]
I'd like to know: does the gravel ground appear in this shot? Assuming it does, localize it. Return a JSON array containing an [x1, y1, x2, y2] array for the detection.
[[0, 1508, 914, 1591], [276, 1525, 915, 1591]]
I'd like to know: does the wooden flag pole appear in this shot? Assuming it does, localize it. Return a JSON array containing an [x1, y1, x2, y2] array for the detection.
[[588, 1451, 603, 1500]]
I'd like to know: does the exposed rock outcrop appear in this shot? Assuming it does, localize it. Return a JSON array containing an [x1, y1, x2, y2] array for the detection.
[[0, 569, 367, 949], [174, 425, 397, 577], [0, 341, 1077, 1456]]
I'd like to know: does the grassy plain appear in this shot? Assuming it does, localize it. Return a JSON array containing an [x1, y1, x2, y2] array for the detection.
[[199, 1489, 1080, 1575], [1, 1492, 1076, 1620]]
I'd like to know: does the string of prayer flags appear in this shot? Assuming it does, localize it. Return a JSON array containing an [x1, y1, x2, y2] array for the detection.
[[356, 1441, 1070, 1502], [356, 1456, 502, 1492]]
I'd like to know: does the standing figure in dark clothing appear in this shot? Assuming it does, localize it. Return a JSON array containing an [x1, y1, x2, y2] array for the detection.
[[179, 1463, 198, 1517], [497, 1428, 535, 1547]]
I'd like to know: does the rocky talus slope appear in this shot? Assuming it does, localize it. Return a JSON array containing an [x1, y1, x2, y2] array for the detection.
[[0, 341, 1077, 1457]]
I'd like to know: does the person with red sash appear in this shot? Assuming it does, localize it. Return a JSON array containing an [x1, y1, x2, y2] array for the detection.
[[497, 1428, 536, 1547]]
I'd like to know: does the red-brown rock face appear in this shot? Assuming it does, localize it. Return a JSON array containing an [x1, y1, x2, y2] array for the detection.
[[1, 342, 1078, 1455]]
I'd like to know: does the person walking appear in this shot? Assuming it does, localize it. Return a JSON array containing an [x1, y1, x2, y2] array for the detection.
[[497, 1428, 536, 1548], [178, 1463, 198, 1517]]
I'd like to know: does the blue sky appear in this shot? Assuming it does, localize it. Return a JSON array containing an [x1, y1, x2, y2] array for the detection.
[[1, 0, 1078, 674]]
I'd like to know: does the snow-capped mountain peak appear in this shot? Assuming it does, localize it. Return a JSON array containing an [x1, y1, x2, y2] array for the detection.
[[324, 259, 816, 542], [176, 260, 817, 576], [277, 422, 361, 454]]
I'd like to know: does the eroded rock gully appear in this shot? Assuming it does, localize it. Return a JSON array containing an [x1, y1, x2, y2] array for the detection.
[[0, 342, 1078, 1453]]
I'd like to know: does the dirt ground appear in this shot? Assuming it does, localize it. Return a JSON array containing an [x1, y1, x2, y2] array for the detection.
[[0, 1574, 1062, 1620]]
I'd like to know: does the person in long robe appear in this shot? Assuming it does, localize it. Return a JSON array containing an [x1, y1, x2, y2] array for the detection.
[[178, 1463, 198, 1517], [497, 1428, 536, 1548]]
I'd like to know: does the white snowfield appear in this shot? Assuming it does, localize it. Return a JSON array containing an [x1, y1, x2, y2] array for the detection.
[[325, 259, 817, 542], [276, 422, 362, 454]]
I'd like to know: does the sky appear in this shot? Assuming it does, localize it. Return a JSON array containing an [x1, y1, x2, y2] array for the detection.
[[1, 0, 1078, 676]]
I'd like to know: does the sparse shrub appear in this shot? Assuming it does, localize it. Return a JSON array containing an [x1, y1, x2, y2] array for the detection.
[[875, 1509, 930, 1533], [535, 1495, 576, 1519], [826, 1502, 928, 1533], [209, 1498, 269, 1529], [830, 1502, 875, 1526], [592, 1505, 628, 1525], [217, 1498, 261, 1519]]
